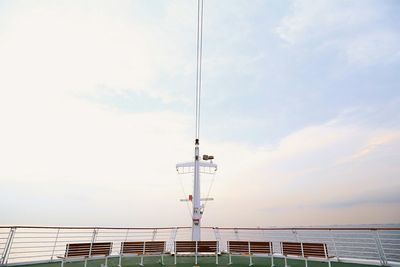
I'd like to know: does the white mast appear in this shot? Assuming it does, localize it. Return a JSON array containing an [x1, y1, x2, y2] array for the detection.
[[176, 0, 217, 241]]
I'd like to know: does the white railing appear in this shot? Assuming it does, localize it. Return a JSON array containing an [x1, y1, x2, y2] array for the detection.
[[0, 226, 399, 266]]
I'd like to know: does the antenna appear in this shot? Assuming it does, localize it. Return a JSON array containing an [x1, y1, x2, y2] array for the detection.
[[176, 0, 217, 241]]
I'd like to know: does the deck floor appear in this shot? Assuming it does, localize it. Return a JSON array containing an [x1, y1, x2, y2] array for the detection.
[[10, 256, 378, 267]]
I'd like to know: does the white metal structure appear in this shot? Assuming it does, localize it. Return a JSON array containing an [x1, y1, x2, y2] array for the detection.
[[175, 0, 217, 241], [0, 226, 399, 266]]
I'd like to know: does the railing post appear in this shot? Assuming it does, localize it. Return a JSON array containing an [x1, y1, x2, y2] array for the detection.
[[167, 227, 178, 253], [51, 228, 60, 261], [1, 227, 16, 265], [373, 230, 387, 266], [213, 227, 223, 252], [152, 229, 157, 241], [234, 228, 239, 240], [329, 229, 339, 261], [292, 229, 299, 242]]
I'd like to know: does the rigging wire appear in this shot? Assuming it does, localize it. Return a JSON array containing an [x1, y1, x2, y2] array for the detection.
[[202, 170, 216, 210], [195, 0, 204, 141], [178, 173, 193, 219]]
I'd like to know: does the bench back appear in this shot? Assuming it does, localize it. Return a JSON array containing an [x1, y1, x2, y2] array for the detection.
[[121, 241, 165, 255], [282, 242, 302, 256], [65, 242, 112, 258], [250, 241, 271, 254], [175, 241, 218, 253], [303, 243, 328, 258], [175, 241, 196, 253], [228, 241, 271, 254], [198, 241, 218, 253], [282, 242, 328, 258]]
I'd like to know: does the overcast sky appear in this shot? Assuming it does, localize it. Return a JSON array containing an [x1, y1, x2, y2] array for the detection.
[[0, 0, 399, 227]]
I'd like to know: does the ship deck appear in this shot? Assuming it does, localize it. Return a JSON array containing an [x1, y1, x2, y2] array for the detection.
[[11, 256, 378, 267]]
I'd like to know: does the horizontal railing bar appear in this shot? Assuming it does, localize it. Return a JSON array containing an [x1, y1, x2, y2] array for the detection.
[[8, 245, 62, 249], [8, 254, 58, 259], [335, 242, 376, 247], [328, 236, 375, 241], [13, 237, 91, 240], [1, 226, 399, 231], [11, 241, 61, 244], [211, 227, 400, 231], [383, 248, 400, 251], [0, 226, 191, 230], [335, 247, 379, 250], [10, 250, 63, 255], [335, 250, 379, 254]]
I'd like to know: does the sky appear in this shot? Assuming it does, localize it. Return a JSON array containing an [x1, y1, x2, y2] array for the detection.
[[0, 0, 399, 227]]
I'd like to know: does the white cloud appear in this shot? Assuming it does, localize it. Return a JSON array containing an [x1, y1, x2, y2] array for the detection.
[[275, 0, 380, 44], [275, 0, 400, 66], [205, 115, 400, 226], [0, 1, 398, 227]]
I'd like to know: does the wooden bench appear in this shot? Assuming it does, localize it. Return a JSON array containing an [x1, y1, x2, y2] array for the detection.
[[119, 241, 165, 266], [282, 242, 331, 267], [227, 241, 272, 266], [174, 241, 219, 265], [60, 242, 112, 267]]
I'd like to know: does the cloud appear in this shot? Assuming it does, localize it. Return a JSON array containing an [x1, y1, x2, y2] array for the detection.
[[339, 130, 400, 163], [276, 1, 378, 43], [318, 187, 400, 209], [205, 109, 400, 226], [0, 1, 399, 227], [275, 0, 400, 66]]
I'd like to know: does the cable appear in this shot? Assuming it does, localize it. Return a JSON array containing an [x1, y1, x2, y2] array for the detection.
[[202, 171, 216, 210], [178, 174, 193, 219], [195, 0, 204, 141]]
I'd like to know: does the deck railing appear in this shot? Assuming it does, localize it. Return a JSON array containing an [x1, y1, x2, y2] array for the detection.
[[0, 226, 399, 266]]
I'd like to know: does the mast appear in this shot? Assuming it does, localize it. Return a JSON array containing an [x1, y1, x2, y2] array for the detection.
[[193, 0, 204, 242], [176, 0, 217, 241]]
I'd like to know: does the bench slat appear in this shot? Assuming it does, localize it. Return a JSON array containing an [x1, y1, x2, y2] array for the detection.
[[303, 243, 327, 258], [250, 241, 271, 254], [282, 242, 302, 256], [175, 241, 196, 253], [198, 241, 218, 253], [65, 242, 112, 258], [121, 241, 165, 254]]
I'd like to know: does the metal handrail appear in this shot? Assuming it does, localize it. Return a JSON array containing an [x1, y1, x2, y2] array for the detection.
[[0, 226, 399, 266]]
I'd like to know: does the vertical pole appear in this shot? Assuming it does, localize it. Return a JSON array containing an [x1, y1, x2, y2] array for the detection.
[[234, 229, 239, 241], [329, 229, 338, 261], [270, 242, 275, 267], [325, 244, 331, 267], [216, 241, 219, 265], [195, 241, 198, 265], [301, 242, 307, 267], [51, 228, 60, 261], [213, 228, 222, 253], [140, 242, 145, 266], [87, 228, 98, 267], [192, 0, 204, 242], [1, 227, 16, 265], [373, 230, 387, 265], [89, 228, 98, 256], [152, 229, 157, 241], [248, 241, 253, 266], [174, 241, 177, 265], [192, 144, 201, 241], [120, 229, 129, 267], [228, 241, 232, 265]]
